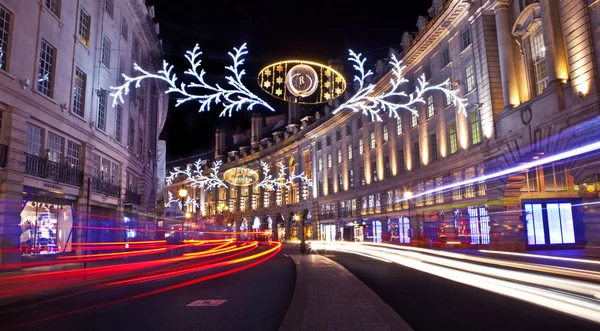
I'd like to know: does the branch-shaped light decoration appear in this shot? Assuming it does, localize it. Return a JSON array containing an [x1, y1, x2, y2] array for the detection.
[[333, 50, 468, 122], [164, 191, 182, 209], [165, 159, 228, 190], [110, 43, 275, 117], [255, 161, 312, 191]]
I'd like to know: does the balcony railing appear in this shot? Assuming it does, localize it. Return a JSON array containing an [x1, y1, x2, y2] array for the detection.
[[125, 189, 142, 205], [0, 144, 7, 167], [91, 177, 120, 198], [24, 153, 84, 186]]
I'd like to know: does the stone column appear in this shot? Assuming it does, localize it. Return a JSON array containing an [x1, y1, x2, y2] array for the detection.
[[76, 142, 95, 252], [539, 0, 569, 85], [0, 110, 27, 267], [494, 1, 520, 109]]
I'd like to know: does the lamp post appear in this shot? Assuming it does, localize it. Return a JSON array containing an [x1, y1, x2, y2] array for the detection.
[[404, 191, 413, 244]]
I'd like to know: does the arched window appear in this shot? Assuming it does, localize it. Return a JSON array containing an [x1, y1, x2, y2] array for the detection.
[[529, 25, 548, 95]]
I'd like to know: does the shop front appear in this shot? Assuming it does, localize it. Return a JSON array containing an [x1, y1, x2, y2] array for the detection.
[[20, 190, 77, 256], [523, 200, 583, 247], [362, 219, 383, 243], [452, 205, 491, 246], [387, 217, 411, 244], [88, 204, 121, 245], [320, 222, 337, 241]]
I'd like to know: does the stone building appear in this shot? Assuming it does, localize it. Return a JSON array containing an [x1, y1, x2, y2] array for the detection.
[[0, 0, 168, 265], [169, 0, 600, 256]]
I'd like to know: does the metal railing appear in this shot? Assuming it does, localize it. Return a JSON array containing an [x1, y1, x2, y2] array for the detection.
[[91, 176, 120, 198], [24, 153, 84, 186], [0, 144, 7, 167], [125, 189, 142, 205]]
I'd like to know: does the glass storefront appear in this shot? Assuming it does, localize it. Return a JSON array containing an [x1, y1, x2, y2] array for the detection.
[[524, 201, 577, 246], [20, 198, 74, 255], [321, 224, 336, 241], [363, 220, 382, 243]]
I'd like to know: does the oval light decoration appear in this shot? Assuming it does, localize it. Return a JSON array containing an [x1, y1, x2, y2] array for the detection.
[[258, 60, 347, 104], [223, 167, 260, 187]]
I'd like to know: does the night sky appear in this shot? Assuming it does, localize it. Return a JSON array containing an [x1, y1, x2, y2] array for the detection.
[[150, 0, 431, 161]]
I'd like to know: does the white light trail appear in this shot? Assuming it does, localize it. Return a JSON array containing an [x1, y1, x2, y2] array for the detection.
[[313, 242, 600, 324]]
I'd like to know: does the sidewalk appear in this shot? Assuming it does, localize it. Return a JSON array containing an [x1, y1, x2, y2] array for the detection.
[[279, 248, 412, 331]]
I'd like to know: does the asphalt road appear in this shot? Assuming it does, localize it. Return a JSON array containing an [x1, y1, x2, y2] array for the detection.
[[328, 252, 600, 331], [0, 252, 295, 331]]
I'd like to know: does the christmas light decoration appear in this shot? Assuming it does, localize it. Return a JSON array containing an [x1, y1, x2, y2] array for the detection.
[[164, 191, 181, 209], [110, 43, 275, 117], [333, 51, 468, 122], [255, 161, 312, 191], [166, 159, 228, 190]]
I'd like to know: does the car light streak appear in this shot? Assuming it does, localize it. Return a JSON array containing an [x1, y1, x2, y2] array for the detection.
[[313, 242, 600, 324], [57, 248, 167, 259], [478, 250, 600, 266], [0, 242, 281, 331]]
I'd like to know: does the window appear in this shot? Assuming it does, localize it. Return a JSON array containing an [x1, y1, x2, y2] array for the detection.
[[115, 105, 123, 143], [77, 8, 90, 46], [359, 138, 364, 155], [348, 144, 353, 160], [372, 161, 377, 182], [396, 118, 402, 135], [452, 171, 463, 200], [465, 63, 475, 92], [357, 117, 363, 129], [121, 18, 128, 41], [426, 180, 434, 206], [411, 113, 418, 128], [470, 110, 481, 145], [521, 167, 539, 192], [524, 202, 575, 245], [383, 125, 389, 142], [338, 173, 343, 188], [336, 130, 341, 141], [444, 82, 453, 107], [427, 95, 434, 118], [327, 154, 332, 168], [441, 47, 450, 67], [37, 40, 55, 97], [464, 167, 476, 198], [412, 141, 420, 168], [26, 123, 43, 156], [128, 118, 135, 150], [105, 0, 114, 19], [73, 68, 86, 117], [118, 57, 125, 84], [66, 140, 81, 168], [92, 153, 101, 177], [397, 149, 404, 173], [477, 164, 486, 196], [44, 0, 60, 17], [430, 133, 438, 162], [337, 149, 342, 164], [326, 135, 331, 146], [97, 92, 107, 131], [101, 36, 111, 68], [348, 170, 354, 189], [544, 163, 568, 192], [424, 63, 432, 81], [468, 206, 491, 245], [317, 141, 322, 151], [0, 6, 11, 70], [435, 177, 444, 204], [461, 28, 471, 50], [318, 158, 323, 171], [370, 132, 376, 150], [47, 132, 64, 163], [360, 167, 365, 186], [529, 25, 548, 95], [126, 172, 137, 192], [346, 124, 352, 136], [448, 121, 458, 154], [384, 156, 391, 178]]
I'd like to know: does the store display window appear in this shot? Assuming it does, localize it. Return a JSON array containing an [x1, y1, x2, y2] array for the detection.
[[20, 199, 74, 255]]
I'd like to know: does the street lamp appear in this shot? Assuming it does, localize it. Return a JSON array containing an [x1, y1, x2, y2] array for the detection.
[[178, 187, 188, 199]]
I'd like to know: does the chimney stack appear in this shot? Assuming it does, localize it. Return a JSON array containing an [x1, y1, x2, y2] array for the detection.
[[251, 112, 263, 144], [215, 128, 225, 159]]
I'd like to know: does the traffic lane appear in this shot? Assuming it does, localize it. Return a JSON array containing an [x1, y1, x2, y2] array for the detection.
[[328, 252, 599, 331], [2, 252, 295, 331]]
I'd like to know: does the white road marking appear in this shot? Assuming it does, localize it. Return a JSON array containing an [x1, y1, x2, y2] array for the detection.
[[187, 300, 227, 307]]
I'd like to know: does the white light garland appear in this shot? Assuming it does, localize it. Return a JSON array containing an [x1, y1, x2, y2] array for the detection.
[[164, 191, 182, 209], [166, 159, 228, 190], [333, 50, 468, 122], [110, 43, 275, 117], [255, 161, 312, 191]]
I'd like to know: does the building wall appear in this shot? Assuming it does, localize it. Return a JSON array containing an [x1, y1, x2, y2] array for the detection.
[[0, 0, 167, 265]]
